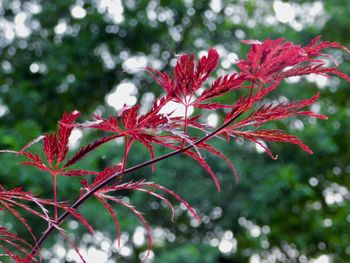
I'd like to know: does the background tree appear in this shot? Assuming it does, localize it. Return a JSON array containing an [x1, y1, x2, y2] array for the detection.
[[0, 0, 349, 262]]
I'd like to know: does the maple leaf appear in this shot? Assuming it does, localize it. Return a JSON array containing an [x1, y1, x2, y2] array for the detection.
[[19, 152, 48, 172], [172, 52, 196, 100], [238, 37, 350, 84], [0, 186, 52, 227], [22, 112, 98, 177], [90, 114, 121, 132], [280, 64, 350, 82], [150, 135, 223, 191], [8, 110, 82, 172], [2, 37, 349, 262], [0, 183, 95, 261], [137, 97, 170, 130], [122, 105, 140, 131], [43, 133, 58, 166], [63, 134, 123, 167], [89, 105, 150, 137], [0, 185, 60, 261], [1, 110, 100, 226], [81, 174, 200, 261], [0, 227, 33, 263], [197, 73, 246, 104], [57, 110, 81, 163], [195, 49, 220, 85], [82, 98, 186, 172], [60, 169, 99, 177], [238, 38, 304, 83], [303, 35, 350, 59], [81, 165, 122, 190], [222, 93, 328, 159], [147, 48, 235, 108], [230, 92, 327, 130], [103, 195, 153, 260], [230, 129, 312, 159]]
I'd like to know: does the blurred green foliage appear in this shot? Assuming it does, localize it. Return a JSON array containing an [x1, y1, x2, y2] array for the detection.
[[0, 0, 349, 262]]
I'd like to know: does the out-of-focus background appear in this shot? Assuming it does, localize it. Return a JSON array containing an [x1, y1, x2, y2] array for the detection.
[[0, 0, 349, 262]]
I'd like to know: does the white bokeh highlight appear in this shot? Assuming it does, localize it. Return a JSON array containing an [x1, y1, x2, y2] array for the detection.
[[71, 5, 87, 19], [106, 82, 138, 111]]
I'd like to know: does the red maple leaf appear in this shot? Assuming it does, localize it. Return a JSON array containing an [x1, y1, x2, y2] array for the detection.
[[238, 36, 350, 84]]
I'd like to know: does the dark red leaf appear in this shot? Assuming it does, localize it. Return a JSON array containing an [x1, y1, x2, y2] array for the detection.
[[86, 165, 122, 189], [64, 134, 122, 168], [61, 169, 99, 177], [0, 227, 38, 262], [20, 152, 47, 172], [137, 97, 171, 130], [175, 53, 195, 96], [146, 67, 175, 95], [230, 93, 327, 130], [239, 37, 350, 84], [57, 110, 80, 163], [90, 114, 121, 132], [231, 129, 313, 156], [43, 133, 58, 165], [122, 105, 140, 130], [102, 195, 152, 261], [198, 73, 245, 102], [95, 196, 121, 247], [194, 48, 219, 89]]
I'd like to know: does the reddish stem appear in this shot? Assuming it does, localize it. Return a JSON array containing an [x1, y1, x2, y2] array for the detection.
[[122, 136, 129, 172], [53, 173, 58, 221], [181, 105, 189, 149]]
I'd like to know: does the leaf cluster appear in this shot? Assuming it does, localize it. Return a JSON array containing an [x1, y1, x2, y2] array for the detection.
[[0, 37, 349, 262]]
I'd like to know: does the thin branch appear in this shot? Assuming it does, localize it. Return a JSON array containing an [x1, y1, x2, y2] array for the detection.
[[29, 110, 243, 256]]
